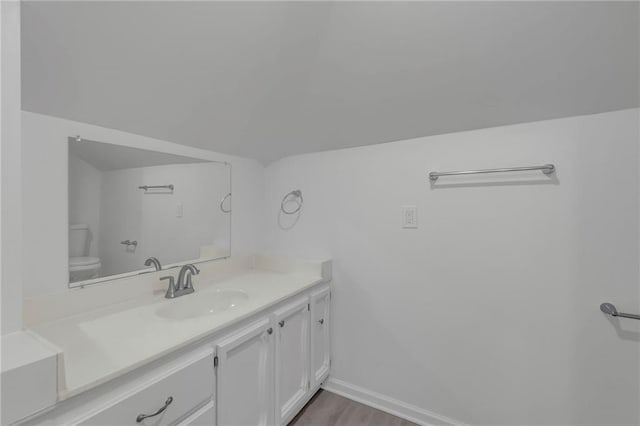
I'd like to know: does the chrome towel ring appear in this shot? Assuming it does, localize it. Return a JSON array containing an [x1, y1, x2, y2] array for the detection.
[[281, 189, 303, 214], [220, 193, 231, 213]]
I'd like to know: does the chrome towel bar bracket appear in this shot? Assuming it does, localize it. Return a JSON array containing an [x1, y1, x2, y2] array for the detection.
[[600, 302, 640, 320], [429, 164, 555, 181]]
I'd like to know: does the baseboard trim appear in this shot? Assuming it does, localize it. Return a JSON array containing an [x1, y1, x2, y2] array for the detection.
[[322, 377, 467, 426]]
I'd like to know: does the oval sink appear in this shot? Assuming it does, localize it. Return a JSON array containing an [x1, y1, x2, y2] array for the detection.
[[156, 289, 249, 320]]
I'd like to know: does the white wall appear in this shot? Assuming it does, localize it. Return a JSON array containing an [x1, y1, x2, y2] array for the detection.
[[263, 109, 640, 425], [22, 112, 264, 298], [68, 153, 101, 258], [16, 104, 640, 424], [1, 0, 22, 334]]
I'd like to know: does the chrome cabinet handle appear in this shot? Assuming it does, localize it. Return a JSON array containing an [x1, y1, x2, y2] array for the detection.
[[267, 327, 273, 335], [279, 320, 285, 327], [120, 240, 138, 246], [136, 396, 173, 423], [318, 318, 324, 325]]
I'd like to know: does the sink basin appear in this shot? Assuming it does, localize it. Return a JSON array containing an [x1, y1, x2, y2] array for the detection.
[[155, 289, 249, 320]]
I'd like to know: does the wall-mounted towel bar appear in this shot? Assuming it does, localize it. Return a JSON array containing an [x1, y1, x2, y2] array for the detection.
[[429, 164, 555, 181], [600, 303, 640, 320], [138, 184, 174, 191]]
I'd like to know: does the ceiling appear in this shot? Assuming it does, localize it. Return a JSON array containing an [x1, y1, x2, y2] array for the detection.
[[22, 1, 639, 164], [69, 137, 209, 172]]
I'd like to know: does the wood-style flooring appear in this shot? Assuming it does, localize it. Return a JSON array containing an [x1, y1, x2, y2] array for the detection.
[[288, 390, 418, 426]]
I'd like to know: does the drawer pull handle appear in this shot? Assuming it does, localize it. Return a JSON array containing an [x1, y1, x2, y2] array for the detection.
[[267, 327, 273, 335], [279, 320, 285, 327], [136, 396, 173, 423], [318, 318, 324, 325]]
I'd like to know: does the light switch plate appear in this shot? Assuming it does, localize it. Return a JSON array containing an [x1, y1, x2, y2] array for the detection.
[[402, 205, 418, 228]]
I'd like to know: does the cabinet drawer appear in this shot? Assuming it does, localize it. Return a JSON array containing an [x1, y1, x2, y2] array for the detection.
[[78, 350, 214, 426], [177, 402, 214, 426]]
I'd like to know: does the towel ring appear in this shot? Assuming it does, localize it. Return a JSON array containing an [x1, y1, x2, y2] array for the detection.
[[220, 193, 231, 213], [281, 190, 303, 214]]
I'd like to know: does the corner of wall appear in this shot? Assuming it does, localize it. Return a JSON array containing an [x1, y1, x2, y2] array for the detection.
[[1, 0, 23, 334]]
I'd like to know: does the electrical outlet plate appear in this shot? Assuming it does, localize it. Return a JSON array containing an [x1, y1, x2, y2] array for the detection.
[[402, 205, 418, 228]]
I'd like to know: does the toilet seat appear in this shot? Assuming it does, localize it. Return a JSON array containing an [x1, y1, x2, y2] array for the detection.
[[69, 256, 100, 267], [69, 256, 101, 270], [69, 256, 101, 282]]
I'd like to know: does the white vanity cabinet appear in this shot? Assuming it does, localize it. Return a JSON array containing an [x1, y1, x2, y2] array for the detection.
[[215, 318, 274, 426], [24, 348, 215, 426], [24, 282, 330, 426], [310, 287, 331, 389], [214, 285, 331, 426], [81, 352, 214, 426], [178, 402, 215, 426], [273, 298, 310, 425]]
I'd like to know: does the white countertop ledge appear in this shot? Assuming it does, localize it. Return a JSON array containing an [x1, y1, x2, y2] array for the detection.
[[27, 256, 331, 400]]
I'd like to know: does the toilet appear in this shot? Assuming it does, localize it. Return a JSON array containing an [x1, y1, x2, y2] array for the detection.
[[69, 224, 101, 282]]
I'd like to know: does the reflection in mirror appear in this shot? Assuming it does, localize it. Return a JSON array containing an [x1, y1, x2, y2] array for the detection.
[[68, 137, 231, 287]]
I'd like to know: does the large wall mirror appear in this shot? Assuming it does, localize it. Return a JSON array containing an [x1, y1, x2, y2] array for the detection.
[[68, 137, 231, 288]]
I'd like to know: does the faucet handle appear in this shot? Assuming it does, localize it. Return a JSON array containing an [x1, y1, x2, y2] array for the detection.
[[160, 276, 176, 299]]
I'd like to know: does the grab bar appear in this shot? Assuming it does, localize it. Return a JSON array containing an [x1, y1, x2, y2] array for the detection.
[[429, 164, 555, 181], [600, 303, 640, 320]]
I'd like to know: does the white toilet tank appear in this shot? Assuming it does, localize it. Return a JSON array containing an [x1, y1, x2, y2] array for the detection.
[[69, 224, 90, 257]]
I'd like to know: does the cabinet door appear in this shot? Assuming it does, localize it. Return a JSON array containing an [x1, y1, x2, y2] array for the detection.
[[310, 286, 331, 388], [216, 318, 274, 426], [273, 298, 310, 425]]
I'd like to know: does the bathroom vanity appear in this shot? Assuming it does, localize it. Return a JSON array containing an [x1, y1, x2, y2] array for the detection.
[[10, 137, 332, 425], [20, 256, 331, 426]]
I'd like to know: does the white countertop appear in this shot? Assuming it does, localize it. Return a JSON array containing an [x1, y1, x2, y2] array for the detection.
[[29, 267, 326, 400], [1, 331, 58, 424]]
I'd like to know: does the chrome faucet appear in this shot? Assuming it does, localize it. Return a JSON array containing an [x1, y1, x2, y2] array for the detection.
[[160, 264, 199, 299], [144, 257, 162, 271], [177, 264, 199, 292]]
